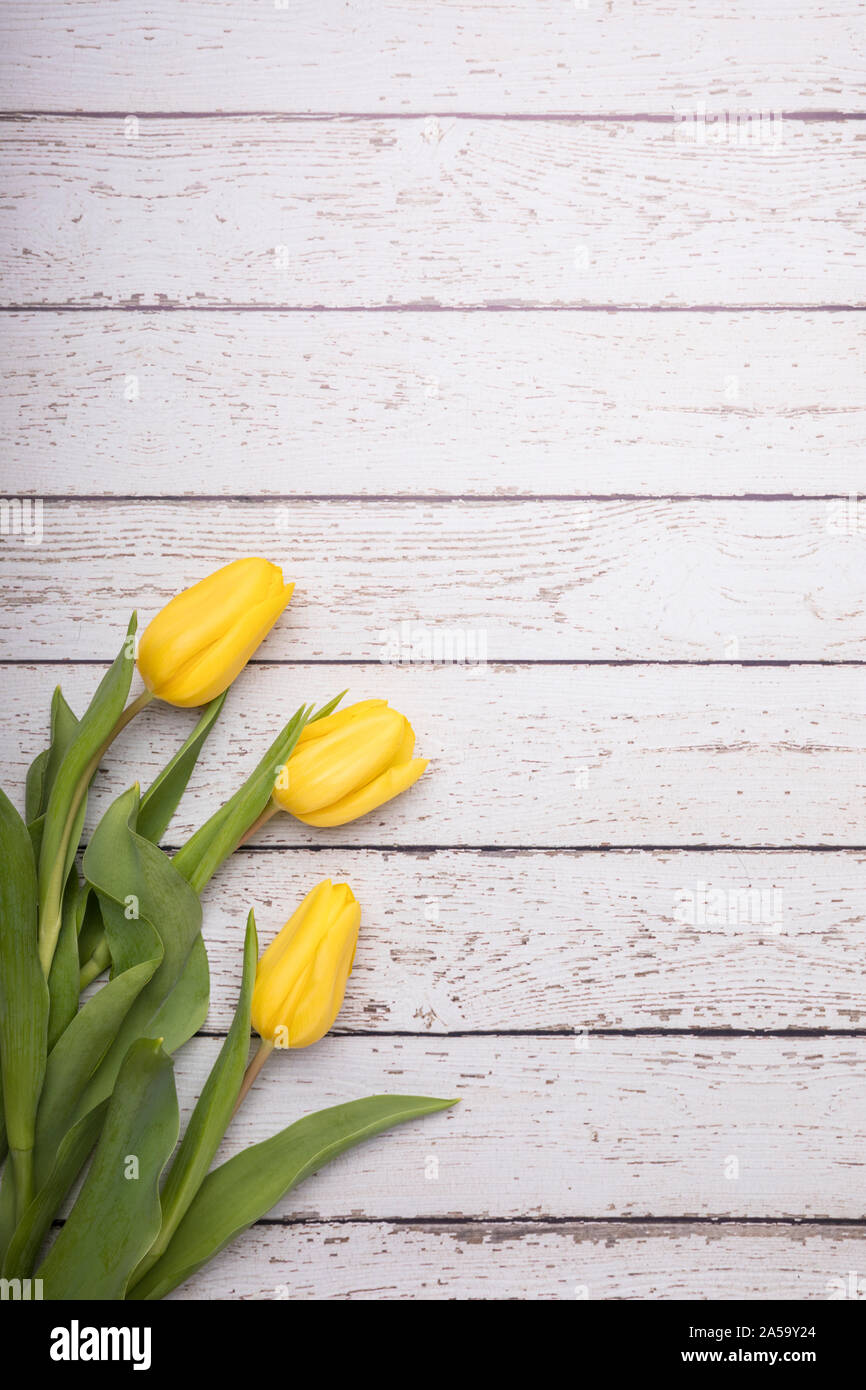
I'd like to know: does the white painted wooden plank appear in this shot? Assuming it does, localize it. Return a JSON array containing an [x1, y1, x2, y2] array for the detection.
[[196, 849, 866, 1033], [169, 1220, 866, 1301], [171, 1036, 866, 1218], [1, 500, 863, 661], [3, 663, 865, 846], [1, 119, 862, 307], [3, 2, 864, 114], [4, 310, 864, 497]]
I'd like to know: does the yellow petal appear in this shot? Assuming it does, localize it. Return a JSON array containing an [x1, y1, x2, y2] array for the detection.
[[274, 706, 408, 815], [297, 700, 388, 744], [138, 558, 293, 707], [293, 757, 429, 827], [251, 881, 331, 1037], [250, 881, 361, 1045], [288, 900, 360, 1048]]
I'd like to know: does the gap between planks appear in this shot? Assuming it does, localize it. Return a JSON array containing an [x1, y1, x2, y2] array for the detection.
[[195, 1029, 866, 1041], [4, 111, 866, 122], [3, 304, 864, 313], [8, 496, 865, 505], [253, 1214, 866, 1228]]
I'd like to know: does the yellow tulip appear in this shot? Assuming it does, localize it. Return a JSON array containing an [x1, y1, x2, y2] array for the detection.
[[271, 699, 428, 826], [251, 880, 360, 1048], [137, 558, 294, 707]]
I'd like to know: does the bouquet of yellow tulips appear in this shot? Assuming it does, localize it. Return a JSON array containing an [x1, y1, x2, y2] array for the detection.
[[0, 559, 453, 1299]]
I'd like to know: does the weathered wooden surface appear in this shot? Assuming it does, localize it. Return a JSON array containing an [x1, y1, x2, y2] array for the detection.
[[196, 849, 866, 1033], [3, 2, 864, 114], [4, 663, 866, 847], [4, 310, 865, 498], [1, 500, 864, 660], [165, 1221, 866, 1301], [2, 118, 864, 307], [170, 1036, 866, 1220], [1, 0, 862, 1302]]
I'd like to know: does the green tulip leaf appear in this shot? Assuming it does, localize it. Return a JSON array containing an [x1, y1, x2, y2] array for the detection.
[[307, 690, 347, 725], [171, 703, 312, 894], [3, 688, 82, 1168], [26, 686, 80, 839], [77, 786, 203, 1118], [38, 1040, 179, 1301], [0, 787, 49, 1220], [76, 888, 106, 973], [37, 616, 137, 973], [35, 959, 158, 1188], [77, 694, 227, 990], [137, 692, 227, 845], [145, 932, 209, 1057], [24, 749, 49, 831], [131, 911, 258, 1289], [128, 1093, 458, 1301], [47, 869, 85, 1050], [3, 1102, 108, 1280], [26, 688, 82, 1047], [0, 1158, 17, 1268], [28, 785, 204, 1233]]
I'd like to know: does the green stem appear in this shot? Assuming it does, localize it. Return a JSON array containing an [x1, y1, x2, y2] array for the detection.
[[37, 689, 153, 977], [11, 1147, 33, 1223], [176, 796, 281, 897], [79, 938, 112, 990], [234, 799, 279, 851], [230, 1038, 275, 1122]]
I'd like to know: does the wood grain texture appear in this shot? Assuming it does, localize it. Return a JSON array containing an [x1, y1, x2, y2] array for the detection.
[[195, 849, 866, 1034], [2, 0, 863, 1303], [2, 2, 864, 114], [167, 1220, 866, 1301], [1, 500, 864, 661], [4, 663, 865, 847], [2, 118, 863, 308], [4, 310, 865, 497], [170, 1035, 866, 1219]]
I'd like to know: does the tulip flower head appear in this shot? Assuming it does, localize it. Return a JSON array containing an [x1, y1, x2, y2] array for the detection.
[[271, 699, 428, 827], [137, 558, 294, 707], [251, 880, 360, 1049]]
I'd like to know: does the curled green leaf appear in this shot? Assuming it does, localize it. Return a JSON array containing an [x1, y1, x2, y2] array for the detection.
[[171, 703, 311, 892], [131, 911, 258, 1288], [128, 1094, 458, 1300], [38, 1039, 179, 1301], [37, 616, 140, 974], [0, 787, 49, 1221], [4, 1102, 108, 1280], [137, 691, 227, 845], [77, 786, 203, 1119]]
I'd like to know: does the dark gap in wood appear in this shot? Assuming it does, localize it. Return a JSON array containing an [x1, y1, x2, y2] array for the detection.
[[4, 659, 865, 670], [10, 493, 863, 504], [47, 1214, 866, 1232], [3, 110, 865, 123], [168, 843, 866, 854], [254, 1213, 866, 1229], [1, 303, 864, 313], [194, 1026, 866, 1040]]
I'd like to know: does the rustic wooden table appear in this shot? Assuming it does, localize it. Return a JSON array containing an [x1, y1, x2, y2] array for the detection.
[[1, 2, 865, 1299]]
